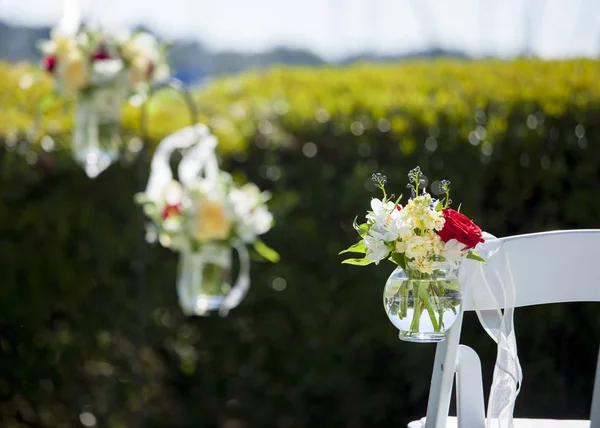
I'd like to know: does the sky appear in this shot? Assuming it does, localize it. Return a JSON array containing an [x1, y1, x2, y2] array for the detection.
[[0, 0, 599, 60]]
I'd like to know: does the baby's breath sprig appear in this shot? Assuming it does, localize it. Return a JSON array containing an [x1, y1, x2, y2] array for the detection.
[[440, 179, 452, 208], [372, 173, 388, 200], [407, 166, 427, 199]]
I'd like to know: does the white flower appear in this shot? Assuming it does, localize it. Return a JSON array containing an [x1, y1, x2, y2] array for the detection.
[[422, 205, 445, 231], [368, 223, 397, 242], [395, 240, 406, 253], [442, 239, 467, 267], [39, 29, 77, 57], [229, 183, 273, 242], [364, 234, 390, 265], [367, 198, 396, 222], [58, 50, 88, 91], [398, 194, 444, 232], [91, 59, 125, 85], [367, 198, 400, 240], [429, 231, 445, 256], [122, 32, 160, 62], [404, 235, 433, 259], [413, 257, 434, 274], [236, 206, 273, 243], [129, 55, 152, 85], [163, 217, 182, 233], [390, 216, 413, 240]]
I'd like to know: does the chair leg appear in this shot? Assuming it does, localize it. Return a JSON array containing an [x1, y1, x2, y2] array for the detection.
[[590, 346, 600, 428], [424, 312, 464, 428], [455, 345, 486, 428]]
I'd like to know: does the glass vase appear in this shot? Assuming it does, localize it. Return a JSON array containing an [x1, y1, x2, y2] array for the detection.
[[177, 245, 233, 316], [383, 264, 462, 343], [72, 88, 124, 178]]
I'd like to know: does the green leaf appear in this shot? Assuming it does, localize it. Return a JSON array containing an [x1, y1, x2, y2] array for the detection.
[[389, 252, 407, 270], [339, 240, 366, 255], [254, 240, 280, 263], [466, 250, 486, 264], [134, 192, 150, 205], [352, 216, 369, 237], [341, 258, 374, 266], [435, 201, 443, 212], [394, 193, 404, 206]]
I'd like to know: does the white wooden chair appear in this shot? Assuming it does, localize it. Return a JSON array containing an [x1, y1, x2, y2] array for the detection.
[[408, 230, 600, 428]]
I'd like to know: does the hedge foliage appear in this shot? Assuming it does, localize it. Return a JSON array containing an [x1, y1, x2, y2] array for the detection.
[[1, 59, 600, 427]]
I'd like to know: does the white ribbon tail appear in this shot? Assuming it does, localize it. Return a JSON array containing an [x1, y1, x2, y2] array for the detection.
[[58, 0, 81, 36], [460, 233, 522, 428], [218, 242, 251, 317]]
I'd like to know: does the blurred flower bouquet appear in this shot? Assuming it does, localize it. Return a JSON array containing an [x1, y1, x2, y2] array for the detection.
[[39, 28, 169, 177], [137, 174, 276, 256], [136, 145, 278, 316], [341, 167, 485, 342]]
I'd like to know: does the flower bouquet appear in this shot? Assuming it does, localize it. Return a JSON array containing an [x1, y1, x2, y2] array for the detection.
[[39, 28, 169, 177], [340, 167, 485, 342], [136, 168, 278, 316]]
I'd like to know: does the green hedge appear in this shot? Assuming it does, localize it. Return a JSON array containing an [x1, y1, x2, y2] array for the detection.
[[1, 59, 600, 427]]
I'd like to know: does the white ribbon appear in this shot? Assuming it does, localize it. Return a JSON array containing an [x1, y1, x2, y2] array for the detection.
[[459, 232, 523, 428], [58, 0, 81, 36], [145, 124, 217, 202], [147, 124, 251, 317]]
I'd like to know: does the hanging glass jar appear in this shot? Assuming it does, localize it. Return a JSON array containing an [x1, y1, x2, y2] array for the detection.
[[72, 85, 126, 178], [177, 244, 234, 316], [71, 58, 130, 179]]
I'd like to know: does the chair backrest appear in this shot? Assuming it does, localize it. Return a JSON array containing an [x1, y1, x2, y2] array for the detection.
[[462, 229, 600, 311]]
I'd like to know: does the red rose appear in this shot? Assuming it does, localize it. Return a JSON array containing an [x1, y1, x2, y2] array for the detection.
[[439, 208, 484, 250], [42, 55, 56, 73], [161, 203, 182, 219], [91, 46, 111, 61]]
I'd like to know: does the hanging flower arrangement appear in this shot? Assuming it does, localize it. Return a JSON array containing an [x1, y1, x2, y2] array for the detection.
[[39, 28, 170, 177], [135, 125, 279, 316]]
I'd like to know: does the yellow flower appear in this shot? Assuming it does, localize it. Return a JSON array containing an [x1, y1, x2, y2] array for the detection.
[[44, 30, 77, 57], [61, 51, 89, 91], [194, 200, 232, 242], [129, 56, 151, 85]]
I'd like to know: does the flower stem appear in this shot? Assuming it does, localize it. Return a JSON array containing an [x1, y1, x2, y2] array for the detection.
[[421, 285, 440, 332], [409, 282, 421, 334], [401, 281, 409, 318]]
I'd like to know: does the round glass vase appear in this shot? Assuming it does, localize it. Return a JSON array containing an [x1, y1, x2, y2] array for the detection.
[[176, 245, 233, 316], [72, 88, 125, 178], [383, 263, 462, 343]]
